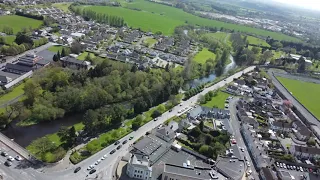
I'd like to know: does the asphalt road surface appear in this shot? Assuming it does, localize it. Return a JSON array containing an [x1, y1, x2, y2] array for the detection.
[[0, 66, 255, 180]]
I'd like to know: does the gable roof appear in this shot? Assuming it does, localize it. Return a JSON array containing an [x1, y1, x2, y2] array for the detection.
[[5, 63, 33, 72]]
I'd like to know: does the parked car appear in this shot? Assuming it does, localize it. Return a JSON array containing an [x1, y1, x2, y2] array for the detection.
[[7, 156, 14, 162], [110, 149, 116, 154], [87, 165, 94, 170], [129, 136, 134, 140], [117, 145, 122, 150], [122, 140, 128, 144], [114, 141, 120, 145], [15, 156, 22, 161], [74, 167, 81, 173], [95, 160, 101, 165], [89, 169, 96, 174], [1, 152, 8, 157], [4, 161, 12, 167], [154, 118, 158, 121]]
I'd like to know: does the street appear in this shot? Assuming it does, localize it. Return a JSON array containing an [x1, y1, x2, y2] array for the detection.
[[0, 66, 255, 180]]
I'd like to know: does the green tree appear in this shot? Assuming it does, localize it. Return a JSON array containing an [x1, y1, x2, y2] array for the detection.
[[53, 54, 59, 62], [61, 48, 66, 57], [30, 136, 56, 156], [251, 47, 260, 54], [57, 50, 61, 60]]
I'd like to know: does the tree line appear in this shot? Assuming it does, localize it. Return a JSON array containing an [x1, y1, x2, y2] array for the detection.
[[70, 5, 125, 27]]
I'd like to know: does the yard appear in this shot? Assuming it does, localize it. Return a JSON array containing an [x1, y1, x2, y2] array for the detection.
[[193, 48, 216, 64], [82, 0, 300, 41], [0, 15, 43, 34], [143, 37, 157, 47], [202, 91, 229, 109], [277, 76, 320, 119], [247, 36, 270, 47], [3, 36, 16, 45], [47, 45, 70, 53], [77, 52, 95, 60], [52, 2, 72, 12], [0, 83, 25, 106]]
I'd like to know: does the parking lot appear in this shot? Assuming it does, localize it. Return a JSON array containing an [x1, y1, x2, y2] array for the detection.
[[275, 161, 318, 179], [0, 141, 25, 168]]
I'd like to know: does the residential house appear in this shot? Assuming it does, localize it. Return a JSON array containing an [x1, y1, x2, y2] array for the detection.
[[292, 120, 311, 141], [226, 85, 239, 94], [60, 56, 91, 70], [270, 121, 291, 133], [290, 145, 320, 159], [187, 106, 230, 120]]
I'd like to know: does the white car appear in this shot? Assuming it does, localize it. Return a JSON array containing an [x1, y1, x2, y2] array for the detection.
[[15, 155, 22, 161], [246, 162, 250, 167], [7, 156, 14, 162], [101, 154, 107, 160], [87, 165, 94, 170], [95, 160, 101, 165]]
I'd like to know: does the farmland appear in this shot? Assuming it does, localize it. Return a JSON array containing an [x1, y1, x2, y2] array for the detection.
[[0, 15, 42, 34], [277, 77, 320, 119], [193, 48, 216, 64], [82, 0, 299, 41], [247, 36, 270, 47]]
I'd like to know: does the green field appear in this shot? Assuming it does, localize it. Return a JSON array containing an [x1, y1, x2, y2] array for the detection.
[[77, 52, 95, 60], [47, 45, 69, 53], [0, 15, 42, 34], [247, 36, 270, 47], [208, 32, 229, 41], [144, 37, 157, 47], [0, 83, 25, 105], [277, 77, 320, 119], [203, 91, 229, 109], [193, 48, 216, 64], [53, 2, 72, 12], [3, 36, 16, 45], [83, 0, 299, 41]]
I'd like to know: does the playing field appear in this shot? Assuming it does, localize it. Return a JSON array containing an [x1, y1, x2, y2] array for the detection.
[[83, 0, 299, 41], [193, 48, 216, 64], [247, 36, 270, 47], [277, 77, 320, 119], [0, 15, 42, 34]]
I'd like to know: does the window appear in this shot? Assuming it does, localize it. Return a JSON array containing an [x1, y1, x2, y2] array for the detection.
[[134, 174, 136, 177], [135, 170, 137, 173]]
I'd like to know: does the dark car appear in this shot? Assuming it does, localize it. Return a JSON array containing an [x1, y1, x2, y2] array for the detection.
[[122, 140, 128, 145], [110, 149, 116, 154], [1, 152, 8, 157], [129, 136, 134, 140], [74, 167, 81, 173], [169, 109, 172, 112], [89, 169, 96, 174], [4, 161, 12, 167], [114, 141, 120, 145], [117, 145, 122, 150]]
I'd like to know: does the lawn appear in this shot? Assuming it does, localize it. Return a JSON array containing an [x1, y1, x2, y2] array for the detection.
[[0, 15, 42, 34], [52, 2, 72, 12], [277, 77, 320, 119], [202, 91, 229, 109], [47, 45, 69, 53], [207, 32, 229, 41], [0, 83, 25, 105], [3, 36, 16, 45], [247, 36, 270, 47], [143, 37, 157, 47], [82, 0, 300, 41], [193, 48, 216, 64], [77, 52, 95, 60]]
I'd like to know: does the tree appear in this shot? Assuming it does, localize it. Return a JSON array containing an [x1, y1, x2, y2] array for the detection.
[[57, 50, 61, 60], [199, 121, 204, 131], [198, 94, 206, 104], [61, 48, 66, 57], [132, 115, 143, 130], [15, 32, 33, 45], [53, 54, 59, 62], [297, 56, 306, 73], [251, 47, 260, 54], [290, 48, 296, 54], [0, 36, 5, 44], [30, 136, 56, 155], [71, 41, 82, 54], [307, 137, 316, 146]]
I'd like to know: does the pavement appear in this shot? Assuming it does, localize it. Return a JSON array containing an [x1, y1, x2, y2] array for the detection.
[[229, 98, 259, 180], [0, 66, 255, 180]]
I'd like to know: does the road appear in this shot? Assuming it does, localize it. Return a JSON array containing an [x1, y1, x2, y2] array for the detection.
[[0, 66, 255, 180], [268, 69, 320, 128], [0, 42, 54, 68], [229, 98, 259, 180]]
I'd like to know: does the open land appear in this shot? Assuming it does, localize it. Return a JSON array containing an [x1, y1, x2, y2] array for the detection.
[[193, 48, 216, 64], [83, 0, 299, 41], [0, 83, 25, 105], [202, 91, 229, 109], [0, 15, 43, 34], [247, 36, 270, 47], [77, 52, 96, 60], [277, 76, 320, 119], [47, 45, 70, 53], [3, 36, 16, 45], [52, 2, 72, 12]]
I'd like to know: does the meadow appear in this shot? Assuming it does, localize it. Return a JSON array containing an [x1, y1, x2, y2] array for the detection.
[[277, 77, 320, 119], [52, 2, 72, 12], [193, 48, 216, 64], [0, 83, 25, 106], [0, 15, 42, 34], [247, 36, 270, 47], [202, 91, 229, 109], [84, 0, 299, 41]]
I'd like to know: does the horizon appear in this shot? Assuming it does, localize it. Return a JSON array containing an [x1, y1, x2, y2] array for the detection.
[[273, 0, 320, 11]]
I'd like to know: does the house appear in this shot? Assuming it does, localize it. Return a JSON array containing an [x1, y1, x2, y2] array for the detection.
[[270, 121, 291, 133], [155, 126, 175, 143], [260, 167, 278, 180], [226, 85, 239, 94], [292, 120, 311, 141], [60, 56, 91, 70], [0, 75, 12, 86], [290, 145, 320, 159], [187, 106, 230, 120]]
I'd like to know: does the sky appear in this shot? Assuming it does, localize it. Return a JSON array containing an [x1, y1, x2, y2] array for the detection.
[[274, 0, 320, 10]]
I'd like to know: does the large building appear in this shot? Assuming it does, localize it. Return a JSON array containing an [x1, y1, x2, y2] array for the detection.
[[60, 56, 91, 70]]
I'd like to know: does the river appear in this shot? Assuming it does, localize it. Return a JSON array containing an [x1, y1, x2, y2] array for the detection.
[[188, 54, 236, 88], [1, 114, 83, 147]]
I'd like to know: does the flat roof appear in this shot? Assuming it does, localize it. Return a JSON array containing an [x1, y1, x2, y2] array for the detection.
[[164, 164, 212, 180]]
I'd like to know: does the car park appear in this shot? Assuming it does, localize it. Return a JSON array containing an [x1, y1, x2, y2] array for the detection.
[[114, 141, 120, 145], [122, 140, 128, 144], [74, 167, 81, 173], [7, 156, 14, 161], [110, 149, 116, 154], [89, 169, 96, 174]]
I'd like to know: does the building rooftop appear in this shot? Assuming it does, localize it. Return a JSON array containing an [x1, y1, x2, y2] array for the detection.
[[293, 145, 320, 155], [133, 136, 161, 156], [163, 164, 212, 180]]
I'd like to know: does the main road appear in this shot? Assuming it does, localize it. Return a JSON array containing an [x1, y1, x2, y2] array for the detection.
[[0, 66, 255, 180]]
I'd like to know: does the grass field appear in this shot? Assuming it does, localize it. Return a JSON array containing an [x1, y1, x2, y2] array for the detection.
[[0, 15, 42, 34], [47, 45, 69, 53], [144, 37, 157, 47], [247, 36, 270, 47], [53, 2, 72, 12], [0, 83, 25, 105], [203, 91, 229, 109], [77, 52, 95, 60], [277, 77, 320, 119], [3, 36, 16, 45], [193, 48, 216, 64], [83, 0, 299, 41]]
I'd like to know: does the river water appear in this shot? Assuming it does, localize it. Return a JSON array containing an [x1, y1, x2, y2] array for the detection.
[[1, 114, 83, 147], [188, 54, 236, 88]]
